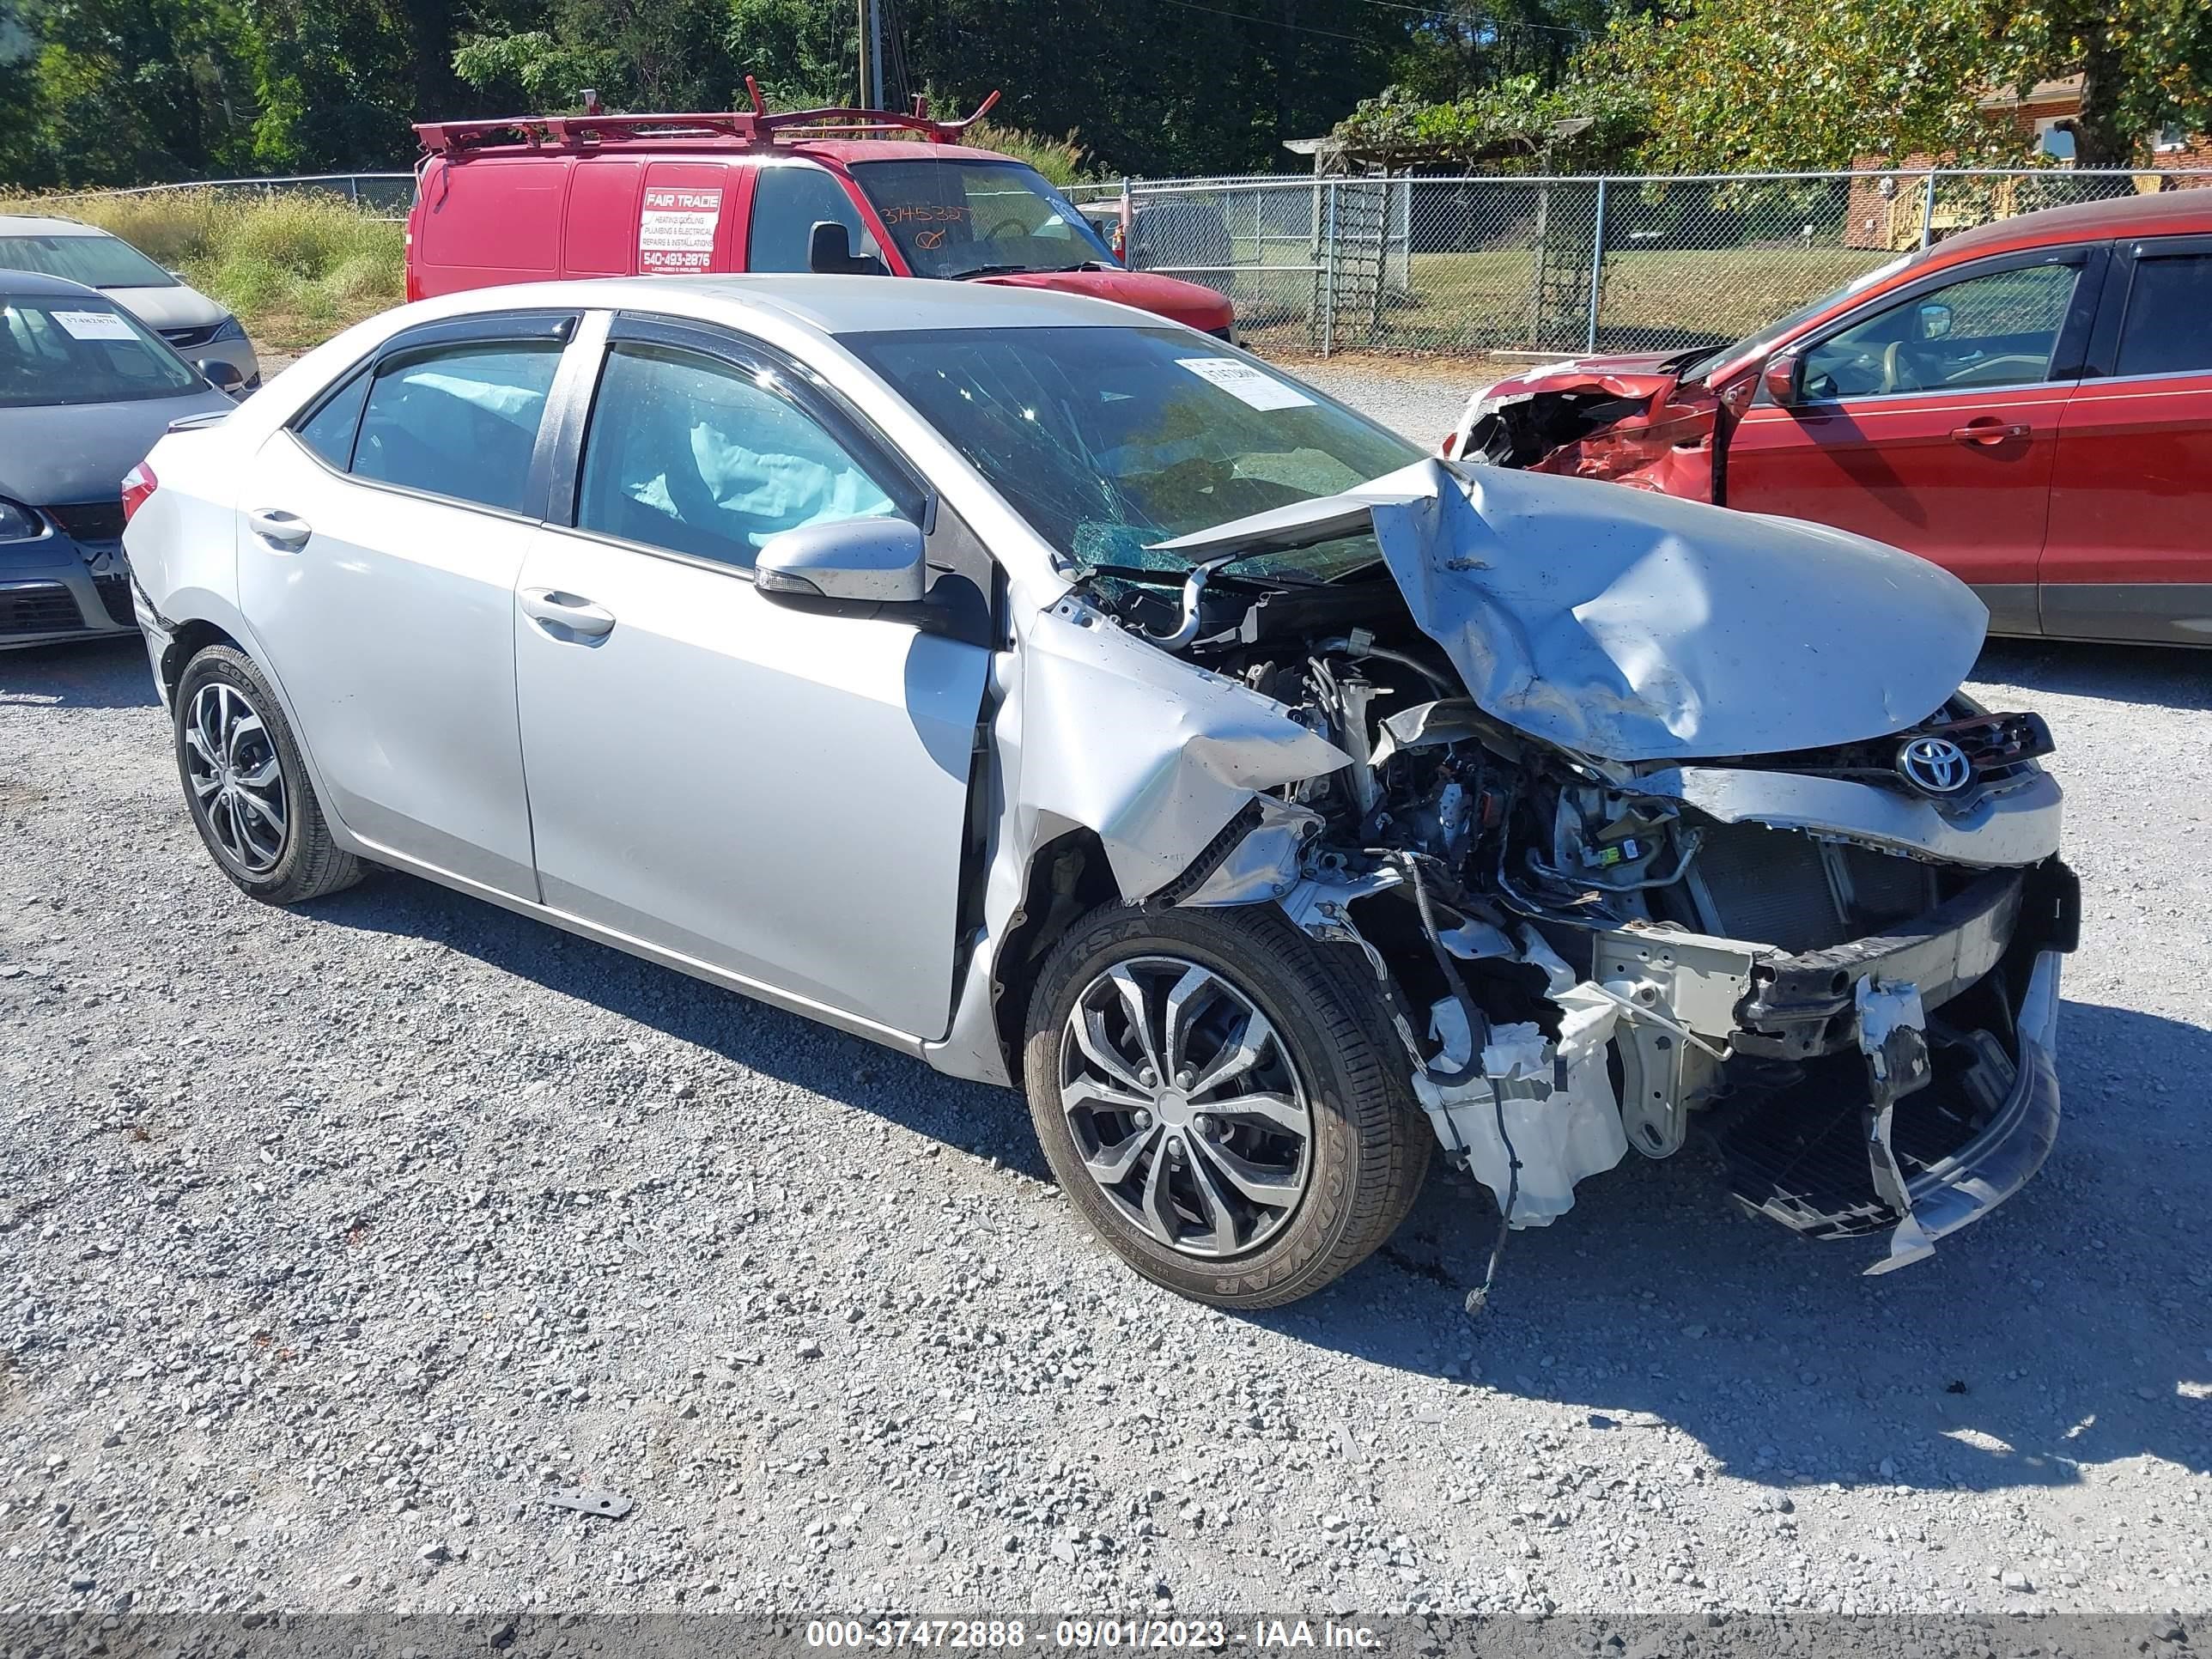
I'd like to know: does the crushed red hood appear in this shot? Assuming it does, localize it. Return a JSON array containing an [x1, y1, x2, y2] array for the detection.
[[1470, 351, 1687, 406], [973, 266, 1236, 334], [1453, 350, 1750, 501]]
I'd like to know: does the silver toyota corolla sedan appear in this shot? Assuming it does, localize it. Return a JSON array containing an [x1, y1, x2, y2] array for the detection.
[[124, 277, 2077, 1308]]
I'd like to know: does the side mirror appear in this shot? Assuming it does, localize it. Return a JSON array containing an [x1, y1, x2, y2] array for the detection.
[[1917, 301, 1954, 341], [1760, 354, 1801, 409], [196, 358, 247, 396], [807, 220, 886, 276], [756, 516, 927, 607]]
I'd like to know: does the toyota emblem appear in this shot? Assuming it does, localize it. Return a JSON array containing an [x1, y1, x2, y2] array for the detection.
[[1897, 735, 1974, 797]]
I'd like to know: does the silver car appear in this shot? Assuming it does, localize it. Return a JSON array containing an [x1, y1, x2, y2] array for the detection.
[[0, 214, 260, 391], [125, 278, 2077, 1308]]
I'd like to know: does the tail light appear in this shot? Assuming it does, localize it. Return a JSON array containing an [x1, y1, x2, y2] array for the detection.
[[1440, 432, 1460, 459], [121, 462, 159, 524]]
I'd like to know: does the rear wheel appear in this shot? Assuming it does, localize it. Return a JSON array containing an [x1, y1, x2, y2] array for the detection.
[[174, 644, 361, 904], [1024, 902, 1428, 1308]]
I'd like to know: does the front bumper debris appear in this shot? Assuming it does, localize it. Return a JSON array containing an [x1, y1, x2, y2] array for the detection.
[[1870, 947, 2062, 1273], [1715, 859, 2075, 1272]]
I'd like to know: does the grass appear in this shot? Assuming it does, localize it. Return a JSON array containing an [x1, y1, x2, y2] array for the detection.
[[1379, 244, 1893, 353], [0, 189, 405, 352]]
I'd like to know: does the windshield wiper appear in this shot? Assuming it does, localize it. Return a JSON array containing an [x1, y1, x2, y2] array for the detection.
[[947, 263, 1039, 280]]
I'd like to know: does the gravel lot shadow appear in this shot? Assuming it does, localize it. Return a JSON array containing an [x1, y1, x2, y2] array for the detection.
[[0, 635, 159, 709], [1261, 994, 2212, 1495], [1977, 637, 2212, 710], [306, 866, 1052, 1176]]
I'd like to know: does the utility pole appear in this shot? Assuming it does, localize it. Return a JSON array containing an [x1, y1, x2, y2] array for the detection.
[[856, 0, 884, 108], [857, 0, 872, 107]]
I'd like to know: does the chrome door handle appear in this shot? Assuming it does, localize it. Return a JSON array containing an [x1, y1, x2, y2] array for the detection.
[[521, 586, 617, 640], [1949, 421, 2030, 447], [247, 508, 312, 550]]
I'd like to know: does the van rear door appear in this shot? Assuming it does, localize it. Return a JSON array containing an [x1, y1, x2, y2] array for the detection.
[[635, 162, 740, 276]]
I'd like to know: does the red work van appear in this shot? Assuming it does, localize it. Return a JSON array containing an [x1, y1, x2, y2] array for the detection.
[[405, 91, 1237, 337]]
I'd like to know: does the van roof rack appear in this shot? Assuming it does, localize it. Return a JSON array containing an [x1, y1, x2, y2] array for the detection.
[[415, 82, 1001, 156]]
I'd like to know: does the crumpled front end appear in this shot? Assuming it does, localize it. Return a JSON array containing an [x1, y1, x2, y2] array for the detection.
[[1049, 459, 2076, 1283], [1443, 356, 1740, 497]]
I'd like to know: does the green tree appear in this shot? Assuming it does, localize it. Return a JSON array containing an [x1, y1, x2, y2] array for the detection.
[[453, 0, 744, 112], [8, 0, 260, 186], [1990, 0, 2212, 164], [1589, 0, 2212, 170]]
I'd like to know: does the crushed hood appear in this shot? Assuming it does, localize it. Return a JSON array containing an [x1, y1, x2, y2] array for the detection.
[[1152, 458, 1987, 763], [1467, 351, 1686, 412]]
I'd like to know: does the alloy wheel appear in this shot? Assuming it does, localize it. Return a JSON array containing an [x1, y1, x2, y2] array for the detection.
[[183, 681, 289, 875], [1058, 955, 1313, 1258]]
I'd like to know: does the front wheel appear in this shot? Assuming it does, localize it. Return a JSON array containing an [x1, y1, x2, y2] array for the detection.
[[174, 644, 362, 905], [1024, 902, 1429, 1308]]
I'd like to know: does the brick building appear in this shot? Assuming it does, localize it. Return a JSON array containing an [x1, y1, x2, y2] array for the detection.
[[1844, 77, 2212, 249]]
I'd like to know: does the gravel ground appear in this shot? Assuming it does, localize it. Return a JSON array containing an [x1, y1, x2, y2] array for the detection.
[[2, 374, 2209, 1626]]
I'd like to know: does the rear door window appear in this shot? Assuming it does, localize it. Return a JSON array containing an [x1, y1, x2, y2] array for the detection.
[[2116, 252, 2212, 377], [351, 342, 562, 514], [295, 368, 372, 468], [746, 166, 870, 273]]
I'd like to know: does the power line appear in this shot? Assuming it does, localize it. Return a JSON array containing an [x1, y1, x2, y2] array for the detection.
[[1352, 0, 1598, 40], [1152, 0, 1385, 46], [1153, 0, 1595, 47]]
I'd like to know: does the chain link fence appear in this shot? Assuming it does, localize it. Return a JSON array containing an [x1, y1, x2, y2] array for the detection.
[[1078, 167, 2212, 358], [22, 173, 418, 220]]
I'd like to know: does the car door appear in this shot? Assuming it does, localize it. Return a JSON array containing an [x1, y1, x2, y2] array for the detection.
[[512, 312, 992, 1038], [742, 161, 887, 272], [1723, 247, 2103, 636], [239, 310, 577, 897], [2039, 234, 2212, 644]]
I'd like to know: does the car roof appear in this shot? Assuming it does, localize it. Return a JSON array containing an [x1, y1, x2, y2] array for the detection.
[[426, 138, 1029, 169], [0, 214, 102, 238], [783, 139, 1024, 167], [1927, 187, 2212, 264], [0, 269, 112, 299], [409, 272, 1150, 337]]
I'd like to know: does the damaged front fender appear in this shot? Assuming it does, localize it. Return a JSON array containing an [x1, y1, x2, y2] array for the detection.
[[1016, 597, 1351, 903]]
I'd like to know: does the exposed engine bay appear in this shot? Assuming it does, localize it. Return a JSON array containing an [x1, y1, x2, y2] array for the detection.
[[1078, 514, 2076, 1293]]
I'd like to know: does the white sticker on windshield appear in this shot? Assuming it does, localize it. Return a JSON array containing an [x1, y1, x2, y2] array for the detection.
[[52, 309, 136, 342], [1177, 356, 1313, 410]]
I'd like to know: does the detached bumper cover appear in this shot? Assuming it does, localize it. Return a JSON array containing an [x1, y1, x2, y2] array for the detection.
[[1869, 947, 2063, 1273]]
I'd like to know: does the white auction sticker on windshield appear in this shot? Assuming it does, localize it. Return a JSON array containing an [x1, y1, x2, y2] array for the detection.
[[52, 309, 137, 342], [638, 187, 723, 274], [1177, 356, 1314, 410]]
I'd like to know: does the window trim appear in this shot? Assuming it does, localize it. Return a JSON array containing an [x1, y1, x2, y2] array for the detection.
[[283, 309, 581, 522], [742, 159, 894, 276], [1778, 246, 2106, 409], [544, 312, 931, 580], [2081, 233, 2212, 386]]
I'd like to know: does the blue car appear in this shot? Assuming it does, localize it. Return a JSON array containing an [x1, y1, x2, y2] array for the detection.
[[2, 270, 235, 649]]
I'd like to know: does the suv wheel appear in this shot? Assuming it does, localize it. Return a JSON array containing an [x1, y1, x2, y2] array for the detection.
[[1024, 902, 1428, 1308], [174, 645, 361, 904]]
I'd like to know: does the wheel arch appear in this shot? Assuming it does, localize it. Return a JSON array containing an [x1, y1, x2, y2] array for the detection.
[[158, 606, 362, 860], [986, 825, 1122, 1081]]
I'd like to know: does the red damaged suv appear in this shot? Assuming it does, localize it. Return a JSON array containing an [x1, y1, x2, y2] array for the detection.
[[405, 89, 1236, 339], [1443, 191, 2212, 646]]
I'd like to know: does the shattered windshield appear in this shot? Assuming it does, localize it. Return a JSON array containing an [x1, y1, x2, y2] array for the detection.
[[848, 159, 1117, 279], [1675, 252, 1916, 384], [844, 325, 1421, 580]]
